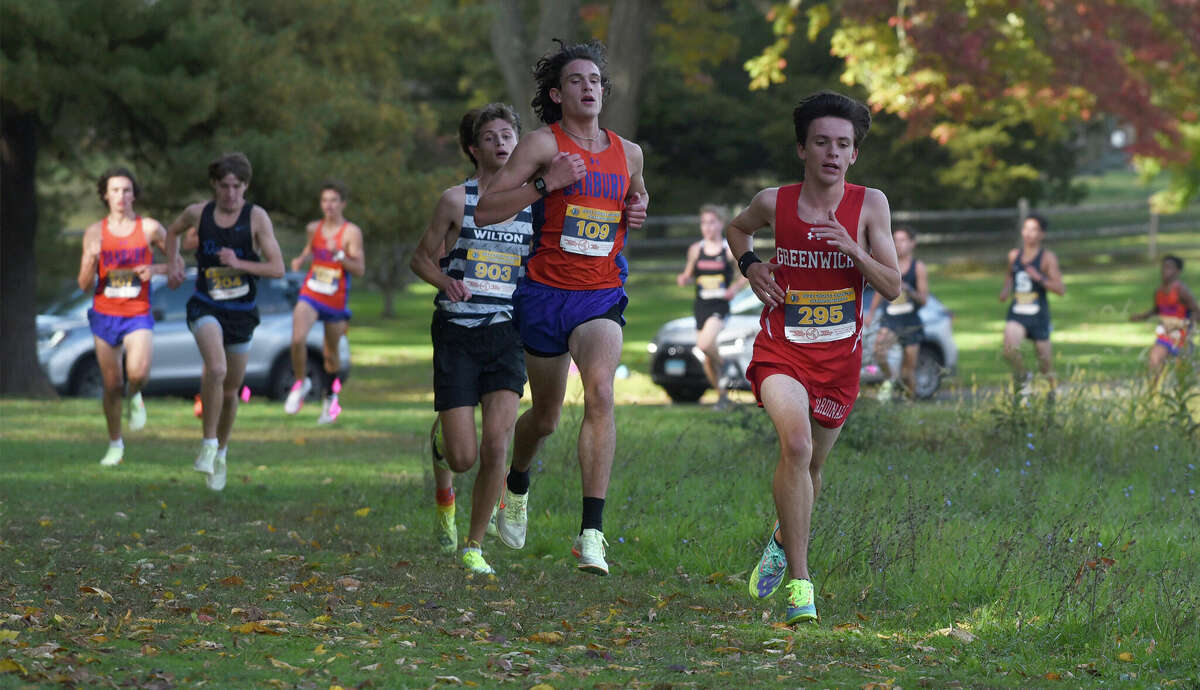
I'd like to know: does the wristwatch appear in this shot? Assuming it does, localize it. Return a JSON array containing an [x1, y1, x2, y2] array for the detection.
[[533, 177, 549, 197]]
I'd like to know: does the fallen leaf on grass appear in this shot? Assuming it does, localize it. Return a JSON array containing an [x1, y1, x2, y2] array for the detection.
[[219, 575, 245, 587], [78, 586, 114, 602], [268, 657, 304, 673], [833, 622, 861, 632], [933, 627, 976, 643], [335, 577, 361, 591], [0, 659, 28, 674], [0, 631, 17, 642], [1118, 652, 1134, 662], [354, 507, 370, 517], [1044, 672, 1062, 680], [528, 631, 564, 644], [231, 622, 281, 635]]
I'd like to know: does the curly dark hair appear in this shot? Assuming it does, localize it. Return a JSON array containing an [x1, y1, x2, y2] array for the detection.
[[458, 104, 522, 169], [531, 39, 610, 125], [97, 167, 140, 207], [792, 91, 872, 147]]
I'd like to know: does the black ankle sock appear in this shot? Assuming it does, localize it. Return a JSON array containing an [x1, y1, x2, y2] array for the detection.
[[507, 469, 530, 495], [581, 496, 605, 533], [323, 375, 335, 396]]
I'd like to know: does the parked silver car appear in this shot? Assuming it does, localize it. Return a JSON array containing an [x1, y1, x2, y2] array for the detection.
[[647, 286, 957, 402], [38, 271, 350, 399]]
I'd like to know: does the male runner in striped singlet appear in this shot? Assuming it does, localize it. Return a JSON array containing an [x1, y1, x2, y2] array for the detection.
[[728, 91, 901, 624], [1129, 255, 1198, 378], [285, 181, 365, 424], [410, 104, 533, 576], [77, 167, 176, 467], [865, 226, 928, 401], [475, 40, 649, 576], [676, 204, 747, 409], [998, 214, 1064, 394], [165, 153, 285, 491]]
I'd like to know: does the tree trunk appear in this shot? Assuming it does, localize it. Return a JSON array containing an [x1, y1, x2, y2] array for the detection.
[[600, 0, 658, 140], [489, 0, 580, 129], [0, 106, 56, 397]]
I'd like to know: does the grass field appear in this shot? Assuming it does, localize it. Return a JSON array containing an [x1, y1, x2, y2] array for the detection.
[[3, 260, 1199, 688]]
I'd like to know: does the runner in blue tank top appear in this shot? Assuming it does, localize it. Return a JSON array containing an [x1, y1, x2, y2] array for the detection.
[[998, 214, 1064, 395], [165, 152, 285, 492], [410, 104, 533, 576]]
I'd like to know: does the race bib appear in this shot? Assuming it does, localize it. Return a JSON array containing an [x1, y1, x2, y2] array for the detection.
[[103, 269, 142, 299], [697, 274, 727, 300], [560, 204, 620, 257], [463, 247, 520, 299], [1013, 291, 1040, 315], [306, 265, 342, 295], [784, 287, 857, 343], [886, 290, 914, 316], [205, 266, 250, 300]]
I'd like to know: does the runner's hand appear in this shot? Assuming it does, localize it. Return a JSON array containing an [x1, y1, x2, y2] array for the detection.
[[747, 262, 784, 309], [167, 263, 186, 289], [809, 210, 858, 257], [624, 192, 648, 229], [544, 151, 586, 192], [134, 264, 153, 282], [443, 277, 471, 303], [290, 256, 304, 272], [217, 247, 240, 268]]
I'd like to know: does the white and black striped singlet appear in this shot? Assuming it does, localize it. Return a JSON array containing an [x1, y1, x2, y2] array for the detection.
[[435, 180, 534, 327]]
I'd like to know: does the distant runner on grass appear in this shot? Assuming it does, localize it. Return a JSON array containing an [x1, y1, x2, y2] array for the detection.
[[1129, 254, 1197, 380], [284, 180, 365, 424], [474, 39, 649, 576], [726, 91, 901, 625], [998, 214, 1064, 395]]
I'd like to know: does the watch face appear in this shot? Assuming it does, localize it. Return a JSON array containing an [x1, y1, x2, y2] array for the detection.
[[535, 177, 547, 195]]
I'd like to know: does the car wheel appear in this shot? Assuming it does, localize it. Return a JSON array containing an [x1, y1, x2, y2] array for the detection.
[[663, 384, 706, 404], [912, 345, 943, 400], [70, 355, 104, 398], [268, 350, 326, 401]]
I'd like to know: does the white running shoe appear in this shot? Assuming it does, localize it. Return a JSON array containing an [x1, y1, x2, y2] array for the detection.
[[317, 394, 341, 425], [128, 392, 147, 431], [99, 445, 124, 467], [284, 377, 312, 414], [495, 488, 528, 549], [877, 379, 895, 402], [194, 443, 218, 475], [207, 451, 227, 491], [574, 528, 609, 576]]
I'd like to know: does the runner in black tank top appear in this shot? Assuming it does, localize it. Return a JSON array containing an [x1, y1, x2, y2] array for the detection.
[[999, 214, 1065, 394], [164, 152, 285, 493], [866, 226, 927, 400], [675, 205, 746, 408]]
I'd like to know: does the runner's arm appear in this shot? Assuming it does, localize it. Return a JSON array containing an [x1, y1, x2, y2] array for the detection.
[[913, 259, 929, 306], [143, 218, 174, 277], [1032, 251, 1065, 296], [727, 188, 784, 309], [1179, 283, 1200, 326], [623, 139, 649, 230], [165, 204, 202, 289], [998, 249, 1017, 302], [676, 242, 700, 286], [77, 223, 101, 291], [340, 224, 366, 277], [820, 187, 900, 301], [410, 187, 470, 302], [290, 224, 316, 272], [475, 129, 581, 227], [230, 206, 284, 278]]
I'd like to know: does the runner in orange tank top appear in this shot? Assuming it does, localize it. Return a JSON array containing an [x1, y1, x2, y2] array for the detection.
[[474, 39, 649, 577], [726, 92, 901, 625], [1130, 254, 1198, 378], [77, 167, 176, 467], [285, 180, 364, 424]]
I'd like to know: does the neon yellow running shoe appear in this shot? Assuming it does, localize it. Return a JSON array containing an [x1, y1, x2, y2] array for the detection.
[[461, 545, 495, 575], [435, 503, 457, 554], [785, 578, 817, 624], [748, 522, 787, 599]]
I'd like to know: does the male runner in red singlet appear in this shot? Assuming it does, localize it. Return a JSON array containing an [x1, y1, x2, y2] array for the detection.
[[676, 204, 747, 409], [1130, 255, 1198, 377], [727, 91, 901, 624], [474, 40, 649, 576], [165, 153, 285, 491], [77, 168, 175, 467], [285, 181, 364, 424]]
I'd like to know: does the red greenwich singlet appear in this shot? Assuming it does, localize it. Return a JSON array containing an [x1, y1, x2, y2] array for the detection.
[[525, 123, 629, 290], [299, 221, 350, 311], [754, 182, 867, 383], [92, 216, 152, 317]]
